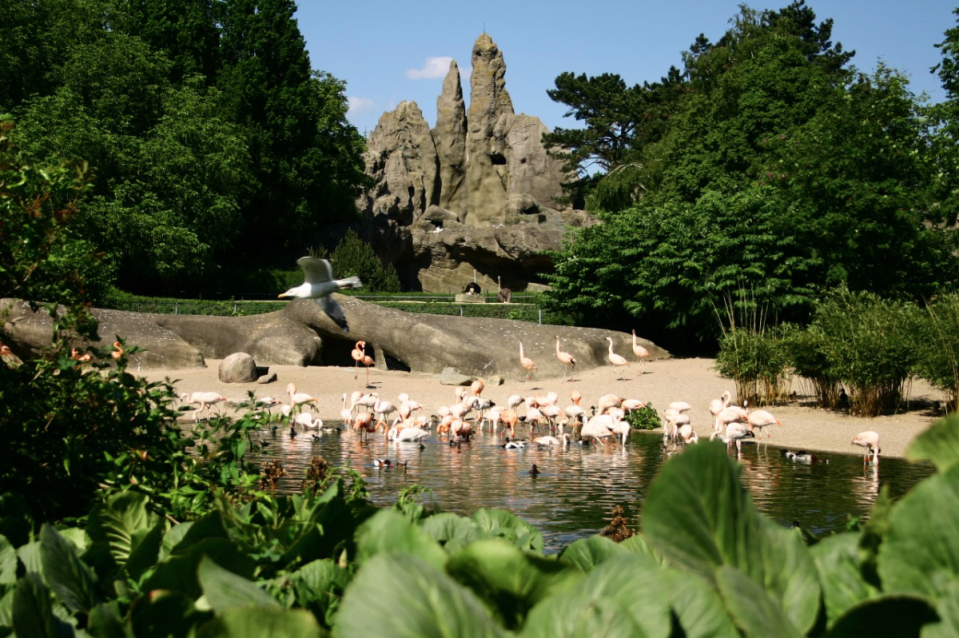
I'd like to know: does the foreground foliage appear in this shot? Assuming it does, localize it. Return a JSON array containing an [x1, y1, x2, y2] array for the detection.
[[5, 428, 959, 636]]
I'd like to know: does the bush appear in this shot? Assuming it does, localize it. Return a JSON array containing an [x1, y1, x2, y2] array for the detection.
[[311, 229, 402, 293], [625, 402, 660, 430], [809, 290, 922, 417], [783, 323, 843, 409], [916, 293, 959, 412]]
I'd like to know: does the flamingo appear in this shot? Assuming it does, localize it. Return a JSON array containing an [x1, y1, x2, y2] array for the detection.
[[668, 401, 693, 413], [340, 394, 354, 426], [286, 383, 318, 413], [852, 431, 881, 464], [294, 412, 322, 429], [373, 398, 397, 424], [278, 256, 362, 333], [581, 415, 613, 445], [393, 426, 430, 443], [597, 394, 623, 414], [709, 391, 733, 419], [713, 422, 755, 454], [631, 329, 652, 365], [534, 433, 570, 448], [501, 409, 519, 438], [747, 409, 782, 448], [555, 336, 576, 381], [351, 341, 366, 379], [179, 391, 229, 421], [714, 405, 748, 435], [507, 395, 525, 411], [606, 337, 630, 380], [677, 423, 698, 444], [111, 340, 124, 360], [519, 342, 536, 389]]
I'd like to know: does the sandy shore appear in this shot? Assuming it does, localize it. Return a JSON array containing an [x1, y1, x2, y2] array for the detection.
[[142, 357, 946, 459]]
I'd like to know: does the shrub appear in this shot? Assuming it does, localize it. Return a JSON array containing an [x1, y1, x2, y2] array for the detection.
[[810, 290, 922, 417], [312, 229, 402, 292], [624, 402, 660, 430], [916, 293, 959, 412], [784, 323, 844, 409], [715, 326, 792, 407]]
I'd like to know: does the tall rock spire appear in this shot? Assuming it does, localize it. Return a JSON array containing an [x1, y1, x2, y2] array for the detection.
[[433, 60, 468, 213], [465, 34, 514, 226]]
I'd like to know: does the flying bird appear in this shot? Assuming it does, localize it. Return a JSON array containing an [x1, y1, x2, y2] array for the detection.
[[278, 257, 362, 333]]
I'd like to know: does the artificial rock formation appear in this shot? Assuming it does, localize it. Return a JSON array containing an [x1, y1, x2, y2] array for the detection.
[[1, 297, 668, 380], [358, 34, 591, 293]]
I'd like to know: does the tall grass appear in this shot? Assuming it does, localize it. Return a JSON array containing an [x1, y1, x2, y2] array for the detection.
[[917, 293, 959, 413], [714, 294, 792, 407], [784, 324, 843, 408], [810, 290, 920, 417]]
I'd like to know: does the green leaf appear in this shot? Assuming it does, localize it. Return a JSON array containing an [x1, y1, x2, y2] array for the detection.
[[195, 607, 323, 637], [333, 553, 507, 638], [907, 413, 959, 473], [18, 540, 43, 576], [824, 595, 938, 637], [354, 510, 446, 570], [923, 579, 959, 638], [643, 442, 763, 583], [288, 559, 350, 627], [759, 519, 822, 634], [811, 532, 879, 627], [123, 518, 165, 584], [558, 535, 629, 570], [143, 538, 255, 600], [196, 556, 279, 613], [878, 462, 959, 599], [446, 539, 583, 631], [715, 565, 803, 638], [12, 574, 75, 638], [87, 492, 160, 568], [87, 601, 130, 638], [0, 535, 17, 585], [522, 555, 670, 638], [661, 569, 739, 638], [472, 509, 544, 552], [130, 590, 211, 638], [618, 534, 662, 561], [419, 512, 484, 552], [39, 524, 99, 614]]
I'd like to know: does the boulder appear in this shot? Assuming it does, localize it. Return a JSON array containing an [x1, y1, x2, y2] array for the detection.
[[257, 371, 278, 384], [439, 367, 473, 386], [1, 296, 670, 379], [218, 353, 258, 383]]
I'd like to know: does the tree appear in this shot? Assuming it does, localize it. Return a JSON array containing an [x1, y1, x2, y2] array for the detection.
[[215, 0, 368, 256], [542, 68, 685, 210]]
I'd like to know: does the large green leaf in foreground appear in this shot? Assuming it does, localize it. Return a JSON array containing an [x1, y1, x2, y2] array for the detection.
[[907, 412, 959, 473], [879, 462, 959, 600], [334, 553, 507, 638]]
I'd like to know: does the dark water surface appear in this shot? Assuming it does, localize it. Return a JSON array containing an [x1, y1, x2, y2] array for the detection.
[[249, 424, 934, 552]]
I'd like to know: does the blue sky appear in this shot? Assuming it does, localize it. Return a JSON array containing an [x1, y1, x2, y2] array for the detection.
[[297, 1, 957, 137]]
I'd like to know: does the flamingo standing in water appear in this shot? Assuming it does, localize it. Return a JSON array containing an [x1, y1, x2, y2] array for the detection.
[[631, 330, 651, 367], [606, 337, 630, 380], [712, 422, 755, 454], [555, 336, 576, 381], [286, 383, 318, 414], [709, 391, 733, 420], [519, 342, 536, 390], [747, 408, 782, 449], [852, 431, 881, 464]]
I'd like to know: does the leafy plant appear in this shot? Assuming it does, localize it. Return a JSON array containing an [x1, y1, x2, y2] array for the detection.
[[624, 402, 660, 430]]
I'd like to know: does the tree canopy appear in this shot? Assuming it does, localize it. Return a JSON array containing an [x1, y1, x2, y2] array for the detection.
[[1, 0, 367, 297], [543, 1, 959, 350]]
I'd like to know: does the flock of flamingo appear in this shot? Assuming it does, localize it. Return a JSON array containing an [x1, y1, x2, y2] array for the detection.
[[176, 332, 883, 466]]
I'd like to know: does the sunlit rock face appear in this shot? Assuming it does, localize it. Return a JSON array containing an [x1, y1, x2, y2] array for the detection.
[[357, 34, 592, 293]]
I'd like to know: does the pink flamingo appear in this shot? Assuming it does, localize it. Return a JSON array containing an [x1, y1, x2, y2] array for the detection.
[[631, 329, 652, 365], [555, 336, 576, 381], [519, 342, 536, 389], [606, 337, 630, 380], [852, 431, 881, 464]]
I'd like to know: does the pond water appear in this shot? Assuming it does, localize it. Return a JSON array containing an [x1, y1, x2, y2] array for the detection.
[[249, 423, 934, 552]]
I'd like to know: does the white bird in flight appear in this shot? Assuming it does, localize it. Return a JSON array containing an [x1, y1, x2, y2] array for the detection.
[[278, 257, 362, 332]]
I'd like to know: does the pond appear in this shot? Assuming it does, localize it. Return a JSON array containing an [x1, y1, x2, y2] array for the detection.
[[250, 422, 934, 552]]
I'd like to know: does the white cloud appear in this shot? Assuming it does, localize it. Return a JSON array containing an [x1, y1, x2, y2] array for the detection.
[[406, 56, 454, 80], [346, 96, 375, 115]]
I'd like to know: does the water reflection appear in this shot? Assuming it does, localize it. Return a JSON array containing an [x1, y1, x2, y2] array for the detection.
[[250, 424, 933, 552]]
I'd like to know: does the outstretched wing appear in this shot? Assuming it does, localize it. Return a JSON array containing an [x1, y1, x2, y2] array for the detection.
[[317, 296, 350, 333], [297, 257, 333, 285]]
